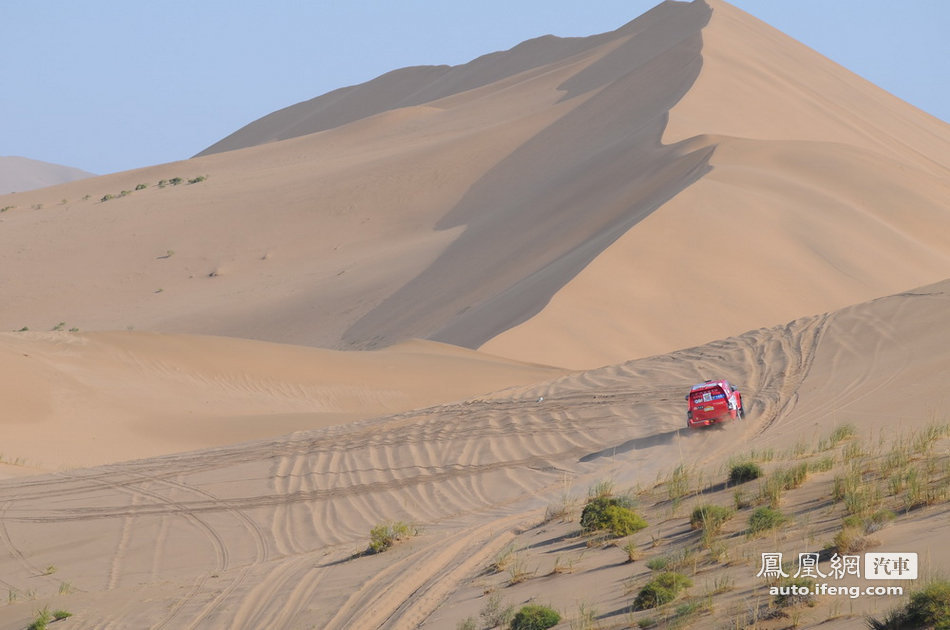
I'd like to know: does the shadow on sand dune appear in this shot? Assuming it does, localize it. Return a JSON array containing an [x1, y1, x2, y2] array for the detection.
[[343, 1, 714, 350], [579, 427, 683, 463]]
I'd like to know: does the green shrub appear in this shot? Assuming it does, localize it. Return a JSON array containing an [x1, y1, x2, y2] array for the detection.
[[633, 572, 693, 610], [188, 175, 207, 184], [580, 496, 647, 537], [135, 183, 147, 190], [368, 521, 416, 553], [729, 461, 762, 485], [510, 604, 560, 630], [689, 504, 733, 533], [27, 607, 52, 630], [868, 579, 950, 629], [646, 556, 669, 571], [747, 506, 787, 535]]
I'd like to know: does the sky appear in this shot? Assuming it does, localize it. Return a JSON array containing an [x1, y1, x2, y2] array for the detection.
[[2, 1, 948, 176]]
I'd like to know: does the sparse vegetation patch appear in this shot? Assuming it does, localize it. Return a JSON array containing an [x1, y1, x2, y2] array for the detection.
[[633, 571, 692, 610], [729, 461, 763, 485], [367, 520, 417, 554], [868, 579, 950, 629], [580, 495, 647, 537], [509, 604, 560, 630], [747, 506, 787, 536]]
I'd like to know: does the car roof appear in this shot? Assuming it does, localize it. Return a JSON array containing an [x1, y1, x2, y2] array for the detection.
[[690, 380, 727, 391]]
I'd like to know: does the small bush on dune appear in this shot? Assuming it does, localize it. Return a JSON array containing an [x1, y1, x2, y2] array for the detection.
[[580, 496, 647, 537], [868, 579, 950, 629], [689, 504, 733, 534], [368, 520, 417, 554], [509, 604, 560, 630], [633, 572, 693, 610], [773, 576, 817, 608], [747, 506, 787, 536], [828, 423, 857, 446], [479, 592, 514, 628], [729, 461, 762, 485], [832, 524, 871, 554]]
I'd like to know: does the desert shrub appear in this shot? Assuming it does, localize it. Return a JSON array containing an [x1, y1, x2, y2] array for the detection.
[[666, 464, 692, 503], [646, 555, 669, 571], [100, 194, 114, 202], [832, 523, 871, 554], [587, 478, 615, 499], [510, 604, 560, 630], [169, 177, 183, 185], [27, 607, 53, 630], [747, 506, 787, 536], [729, 461, 762, 485], [782, 462, 809, 489], [621, 540, 640, 562], [690, 504, 733, 533], [456, 617, 477, 630], [479, 592, 514, 628], [868, 579, 950, 629], [633, 572, 692, 610], [828, 424, 857, 446], [773, 576, 817, 608], [580, 496, 646, 537], [135, 183, 147, 190], [188, 175, 207, 184], [368, 521, 416, 553]]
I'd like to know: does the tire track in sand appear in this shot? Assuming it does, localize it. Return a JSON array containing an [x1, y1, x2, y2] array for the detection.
[[323, 515, 525, 630]]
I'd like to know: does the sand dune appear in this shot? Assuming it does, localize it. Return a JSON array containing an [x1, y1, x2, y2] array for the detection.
[[0, 156, 94, 195], [2, 0, 948, 371], [0, 279, 947, 628], [0, 332, 562, 475]]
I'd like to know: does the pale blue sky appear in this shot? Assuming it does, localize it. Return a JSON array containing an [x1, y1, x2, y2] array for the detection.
[[3, 1, 947, 175]]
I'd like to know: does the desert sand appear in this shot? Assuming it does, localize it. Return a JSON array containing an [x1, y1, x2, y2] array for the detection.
[[1, 0, 949, 628]]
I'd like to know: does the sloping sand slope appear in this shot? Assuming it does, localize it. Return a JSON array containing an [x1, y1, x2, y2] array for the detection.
[[3, 0, 948, 370], [0, 332, 562, 474], [0, 279, 946, 629]]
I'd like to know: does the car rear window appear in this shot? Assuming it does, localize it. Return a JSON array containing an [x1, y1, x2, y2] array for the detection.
[[691, 387, 725, 403]]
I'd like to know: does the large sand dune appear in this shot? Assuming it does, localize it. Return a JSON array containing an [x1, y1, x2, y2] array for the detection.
[[2, 0, 948, 370]]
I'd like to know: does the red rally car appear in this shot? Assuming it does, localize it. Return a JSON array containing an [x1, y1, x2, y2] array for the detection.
[[685, 379, 744, 429]]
